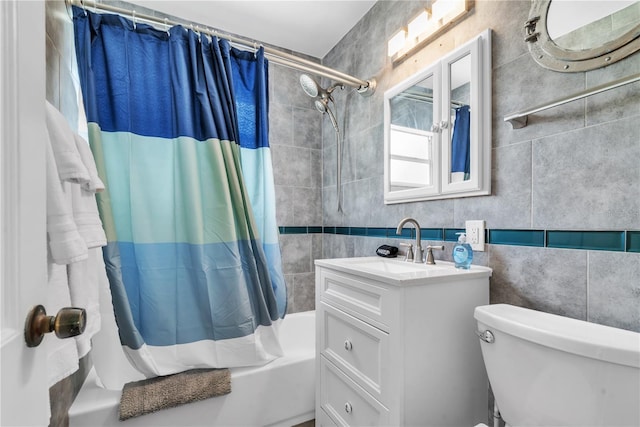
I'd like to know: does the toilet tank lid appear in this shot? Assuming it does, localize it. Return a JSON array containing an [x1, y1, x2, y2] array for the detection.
[[474, 304, 640, 368]]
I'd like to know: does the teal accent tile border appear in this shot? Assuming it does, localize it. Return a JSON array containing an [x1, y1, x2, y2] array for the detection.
[[390, 228, 414, 239], [350, 227, 367, 236], [279, 226, 636, 253], [444, 228, 465, 242], [627, 231, 640, 252], [489, 229, 545, 247], [421, 228, 444, 240], [546, 230, 625, 252], [367, 227, 388, 237], [278, 226, 308, 234]]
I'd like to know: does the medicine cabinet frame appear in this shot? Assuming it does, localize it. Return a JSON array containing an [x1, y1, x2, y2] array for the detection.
[[384, 29, 492, 204]]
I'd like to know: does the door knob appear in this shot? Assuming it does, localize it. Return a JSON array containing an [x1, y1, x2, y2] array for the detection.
[[24, 305, 86, 347]]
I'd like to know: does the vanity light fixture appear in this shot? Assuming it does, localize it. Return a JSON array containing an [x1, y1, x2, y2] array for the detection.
[[388, 0, 472, 64], [388, 29, 407, 58], [407, 10, 431, 41]]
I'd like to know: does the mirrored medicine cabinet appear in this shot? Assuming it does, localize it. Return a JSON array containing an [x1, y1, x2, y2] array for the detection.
[[384, 29, 491, 204]]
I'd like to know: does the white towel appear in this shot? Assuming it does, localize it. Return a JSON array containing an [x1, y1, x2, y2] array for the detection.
[[45, 101, 108, 385], [46, 130, 89, 265], [45, 102, 91, 185], [71, 133, 106, 248], [68, 249, 103, 358]]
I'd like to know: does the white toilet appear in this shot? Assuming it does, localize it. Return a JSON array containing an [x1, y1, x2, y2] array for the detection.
[[473, 304, 640, 427]]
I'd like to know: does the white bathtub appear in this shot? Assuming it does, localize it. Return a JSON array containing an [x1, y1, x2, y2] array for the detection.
[[69, 311, 316, 427]]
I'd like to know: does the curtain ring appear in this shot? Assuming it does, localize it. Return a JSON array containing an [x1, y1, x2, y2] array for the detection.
[[254, 42, 258, 58], [80, 0, 87, 16], [164, 18, 170, 37], [132, 10, 137, 30], [195, 25, 201, 43]]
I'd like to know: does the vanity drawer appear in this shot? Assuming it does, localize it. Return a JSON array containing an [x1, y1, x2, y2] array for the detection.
[[319, 301, 390, 404], [317, 268, 395, 331], [319, 356, 390, 427], [316, 408, 338, 427]]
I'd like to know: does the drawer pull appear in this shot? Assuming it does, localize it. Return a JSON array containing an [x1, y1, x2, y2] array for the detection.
[[344, 402, 353, 413], [344, 340, 353, 351]]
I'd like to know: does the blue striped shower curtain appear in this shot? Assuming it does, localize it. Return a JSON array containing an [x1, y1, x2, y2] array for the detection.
[[73, 7, 286, 376]]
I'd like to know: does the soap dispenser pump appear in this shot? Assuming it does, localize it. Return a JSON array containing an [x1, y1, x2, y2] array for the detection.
[[453, 232, 473, 269]]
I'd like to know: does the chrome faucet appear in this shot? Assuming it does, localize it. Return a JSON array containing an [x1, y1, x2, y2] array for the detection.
[[396, 217, 423, 263]]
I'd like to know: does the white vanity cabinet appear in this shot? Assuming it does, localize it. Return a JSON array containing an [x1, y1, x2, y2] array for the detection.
[[315, 257, 492, 426]]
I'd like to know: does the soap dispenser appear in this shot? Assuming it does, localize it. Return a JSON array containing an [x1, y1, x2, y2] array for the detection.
[[453, 232, 473, 269]]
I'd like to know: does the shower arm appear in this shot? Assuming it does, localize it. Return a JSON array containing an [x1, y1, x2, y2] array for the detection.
[[65, 0, 376, 96]]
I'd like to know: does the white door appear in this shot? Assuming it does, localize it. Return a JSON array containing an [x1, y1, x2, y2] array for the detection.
[[1, 1, 50, 425]]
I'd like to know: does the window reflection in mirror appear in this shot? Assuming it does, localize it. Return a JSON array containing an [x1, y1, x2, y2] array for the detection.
[[389, 75, 436, 191], [448, 53, 471, 184]]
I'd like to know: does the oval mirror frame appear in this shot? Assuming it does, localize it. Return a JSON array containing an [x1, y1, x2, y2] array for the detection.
[[526, 0, 640, 72]]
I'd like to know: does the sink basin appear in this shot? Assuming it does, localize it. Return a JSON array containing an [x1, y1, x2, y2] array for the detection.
[[315, 256, 492, 285], [346, 258, 447, 274]]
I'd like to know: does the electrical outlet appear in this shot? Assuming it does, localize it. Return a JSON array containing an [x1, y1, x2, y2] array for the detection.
[[465, 220, 485, 251]]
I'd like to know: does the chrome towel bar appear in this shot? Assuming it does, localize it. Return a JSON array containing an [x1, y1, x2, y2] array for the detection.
[[504, 72, 640, 129]]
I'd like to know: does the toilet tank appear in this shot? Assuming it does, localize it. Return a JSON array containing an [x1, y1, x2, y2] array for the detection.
[[474, 304, 640, 427]]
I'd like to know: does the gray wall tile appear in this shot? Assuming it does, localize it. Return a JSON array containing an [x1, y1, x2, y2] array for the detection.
[[275, 185, 293, 226], [355, 124, 384, 181], [293, 187, 322, 226], [489, 245, 588, 320], [279, 234, 312, 274], [455, 141, 532, 229], [588, 251, 640, 332], [311, 0, 639, 340], [293, 107, 322, 149], [532, 117, 640, 229], [291, 273, 316, 313], [272, 144, 311, 187], [323, 234, 355, 259], [493, 54, 586, 147], [269, 101, 293, 146], [586, 54, 640, 126]]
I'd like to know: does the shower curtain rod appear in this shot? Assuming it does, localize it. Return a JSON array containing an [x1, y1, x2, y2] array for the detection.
[[66, 0, 376, 96]]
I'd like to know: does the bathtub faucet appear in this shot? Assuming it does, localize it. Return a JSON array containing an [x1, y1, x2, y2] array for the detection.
[[396, 217, 422, 263]]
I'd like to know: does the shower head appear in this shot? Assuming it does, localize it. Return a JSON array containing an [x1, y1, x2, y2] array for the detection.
[[314, 99, 327, 114], [300, 74, 319, 98], [300, 74, 342, 134], [300, 74, 343, 101], [315, 99, 339, 133]]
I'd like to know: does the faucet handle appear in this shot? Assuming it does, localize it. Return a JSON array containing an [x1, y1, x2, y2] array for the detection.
[[399, 242, 414, 262], [425, 245, 445, 265]]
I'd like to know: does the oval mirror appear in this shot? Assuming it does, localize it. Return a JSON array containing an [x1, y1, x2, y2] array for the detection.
[[526, 0, 640, 72]]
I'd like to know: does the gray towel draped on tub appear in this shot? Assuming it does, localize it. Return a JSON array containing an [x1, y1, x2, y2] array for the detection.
[[119, 368, 231, 421]]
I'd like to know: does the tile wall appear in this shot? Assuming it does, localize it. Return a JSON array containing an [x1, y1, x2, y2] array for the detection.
[[316, 0, 640, 332], [269, 64, 324, 313]]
